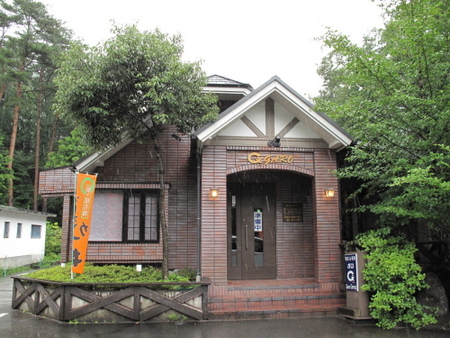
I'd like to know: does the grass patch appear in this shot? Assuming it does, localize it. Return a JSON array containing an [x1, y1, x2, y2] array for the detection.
[[24, 264, 196, 287], [2, 255, 61, 277]]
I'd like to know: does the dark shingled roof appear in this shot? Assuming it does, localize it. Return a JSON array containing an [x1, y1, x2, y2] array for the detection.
[[207, 75, 253, 90]]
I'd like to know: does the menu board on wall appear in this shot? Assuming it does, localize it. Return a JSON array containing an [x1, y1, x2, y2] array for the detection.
[[283, 203, 303, 222]]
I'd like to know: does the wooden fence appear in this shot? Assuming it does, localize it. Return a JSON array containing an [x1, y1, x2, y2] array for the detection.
[[12, 276, 209, 323]]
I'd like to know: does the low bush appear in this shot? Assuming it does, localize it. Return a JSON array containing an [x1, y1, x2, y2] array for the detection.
[[24, 264, 194, 287], [355, 227, 437, 329]]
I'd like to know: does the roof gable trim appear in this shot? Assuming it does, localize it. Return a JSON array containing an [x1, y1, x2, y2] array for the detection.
[[196, 76, 352, 149]]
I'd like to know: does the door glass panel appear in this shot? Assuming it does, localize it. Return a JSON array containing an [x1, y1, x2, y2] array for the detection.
[[254, 208, 264, 266], [231, 196, 237, 267], [255, 232, 264, 267]]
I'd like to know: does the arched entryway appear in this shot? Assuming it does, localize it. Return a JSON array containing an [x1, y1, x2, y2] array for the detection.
[[227, 170, 314, 280]]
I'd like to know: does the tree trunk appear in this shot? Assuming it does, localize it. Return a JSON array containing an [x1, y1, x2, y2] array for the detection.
[[47, 113, 60, 157], [155, 140, 169, 279], [34, 70, 44, 211], [8, 76, 23, 206], [0, 83, 6, 102]]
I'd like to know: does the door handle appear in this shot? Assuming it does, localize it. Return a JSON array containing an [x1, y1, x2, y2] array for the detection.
[[245, 224, 248, 250]]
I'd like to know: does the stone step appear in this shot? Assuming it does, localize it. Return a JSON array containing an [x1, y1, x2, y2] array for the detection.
[[209, 291, 346, 318], [210, 292, 345, 304], [225, 282, 320, 292], [209, 303, 344, 320]]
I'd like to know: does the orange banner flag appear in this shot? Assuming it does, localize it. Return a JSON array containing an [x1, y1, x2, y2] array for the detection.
[[72, 172, 97, 274]]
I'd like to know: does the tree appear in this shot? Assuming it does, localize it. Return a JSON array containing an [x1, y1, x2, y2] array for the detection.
[[0, 0, 71, 207], [45, 221, 62, 261], [45, 127, 90, 168], [0, 135, 13, 203], [53, 24, 219, 277], [315, 0, 450, 237]]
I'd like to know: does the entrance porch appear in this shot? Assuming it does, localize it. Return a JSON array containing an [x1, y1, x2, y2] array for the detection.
[[200, 147, 345, 318], [208, 279, 345, 319]]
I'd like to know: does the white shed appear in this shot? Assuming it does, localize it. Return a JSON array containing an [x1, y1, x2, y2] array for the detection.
[[0, 205, 54, 269]]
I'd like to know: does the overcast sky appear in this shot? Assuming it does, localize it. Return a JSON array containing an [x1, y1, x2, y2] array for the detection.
[[41, 0, 384, 98]]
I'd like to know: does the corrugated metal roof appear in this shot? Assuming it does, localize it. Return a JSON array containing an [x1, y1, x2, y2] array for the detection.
[[0, 205, 56, 217]]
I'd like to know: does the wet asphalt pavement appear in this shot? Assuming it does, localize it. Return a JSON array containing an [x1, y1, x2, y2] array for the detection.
[[1, 273, 449, 338]]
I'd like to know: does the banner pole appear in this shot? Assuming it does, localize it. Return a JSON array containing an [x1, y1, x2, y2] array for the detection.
[[71, 170, 79, 280]]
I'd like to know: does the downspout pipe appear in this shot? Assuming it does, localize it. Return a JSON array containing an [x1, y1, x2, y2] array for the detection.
[[196, 149, 202, 282]]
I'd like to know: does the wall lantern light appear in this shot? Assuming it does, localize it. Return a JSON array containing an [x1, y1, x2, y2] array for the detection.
[[210, 188, 219, 200], [324, 189, 335, 198]]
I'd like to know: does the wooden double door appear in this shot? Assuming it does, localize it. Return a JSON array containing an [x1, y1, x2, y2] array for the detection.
[[227, 183, 276, 280]]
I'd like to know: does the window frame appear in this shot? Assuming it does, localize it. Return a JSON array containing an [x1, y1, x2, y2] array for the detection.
[[31, 224, 42, 239], [123, 190, 160, 243], [16, 223, 22, 238], [3, 221, 9, 238]]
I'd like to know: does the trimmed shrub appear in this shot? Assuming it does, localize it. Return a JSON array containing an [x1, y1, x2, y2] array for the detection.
[[356, 227, 437, 329]]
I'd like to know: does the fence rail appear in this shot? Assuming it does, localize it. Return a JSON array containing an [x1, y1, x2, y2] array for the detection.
[[12, 277, 209, 323]]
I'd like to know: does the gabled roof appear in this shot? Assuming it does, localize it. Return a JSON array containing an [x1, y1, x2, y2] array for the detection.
[[207, 75, 253, 90], [195, 75, 353, 151], [74, 76, 352, 172], [204, 75, 253, 99], [73, 136, 132, 173]]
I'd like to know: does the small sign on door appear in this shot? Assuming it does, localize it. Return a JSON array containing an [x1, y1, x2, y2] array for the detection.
[[254, 209, 262, 232]]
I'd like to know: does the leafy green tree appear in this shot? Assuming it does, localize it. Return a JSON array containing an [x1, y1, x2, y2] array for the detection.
[[315, 0, 450, 236], [45, 127, 90, 168], [45, 221, 61, 261], [53, 24, 218, 277]]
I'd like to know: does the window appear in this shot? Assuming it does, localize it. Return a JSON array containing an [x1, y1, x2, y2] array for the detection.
[[16, 223, 22, 238], [31, 224, 42, 238], [90, 189, 159, 243], [3, 222, 9, 238], [124, 190, 159, 242], [90, 190, 124, 241]]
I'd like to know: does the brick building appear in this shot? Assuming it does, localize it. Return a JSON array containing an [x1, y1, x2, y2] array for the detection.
[[39, 75, 353, 318]]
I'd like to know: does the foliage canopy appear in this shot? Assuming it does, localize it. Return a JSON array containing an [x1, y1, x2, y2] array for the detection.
[[53, 24, 218, 278], [54, 24, 218, 150], [316, 0, 450, 235], [0, 0, 72, 208]]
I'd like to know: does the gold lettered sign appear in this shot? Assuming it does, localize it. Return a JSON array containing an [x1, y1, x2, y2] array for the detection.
[[283, 203, 303, 222], [247, 152, 294, 165]]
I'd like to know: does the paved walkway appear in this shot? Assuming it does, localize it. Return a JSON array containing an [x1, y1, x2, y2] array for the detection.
[[1, 273, 449, 338]]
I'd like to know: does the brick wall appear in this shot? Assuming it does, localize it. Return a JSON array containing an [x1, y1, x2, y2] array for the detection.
[[50, 127, 198, 269], [39, 167, 75, 196], [313, 148, 341, 282], [94, 128, 198, 268], [201, 146, 342, 284], [201, 146, 228, 284], [41, 129, 342, 282]]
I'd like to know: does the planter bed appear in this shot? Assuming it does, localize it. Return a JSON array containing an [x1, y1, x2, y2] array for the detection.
[[12, 276, 209, 323]]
